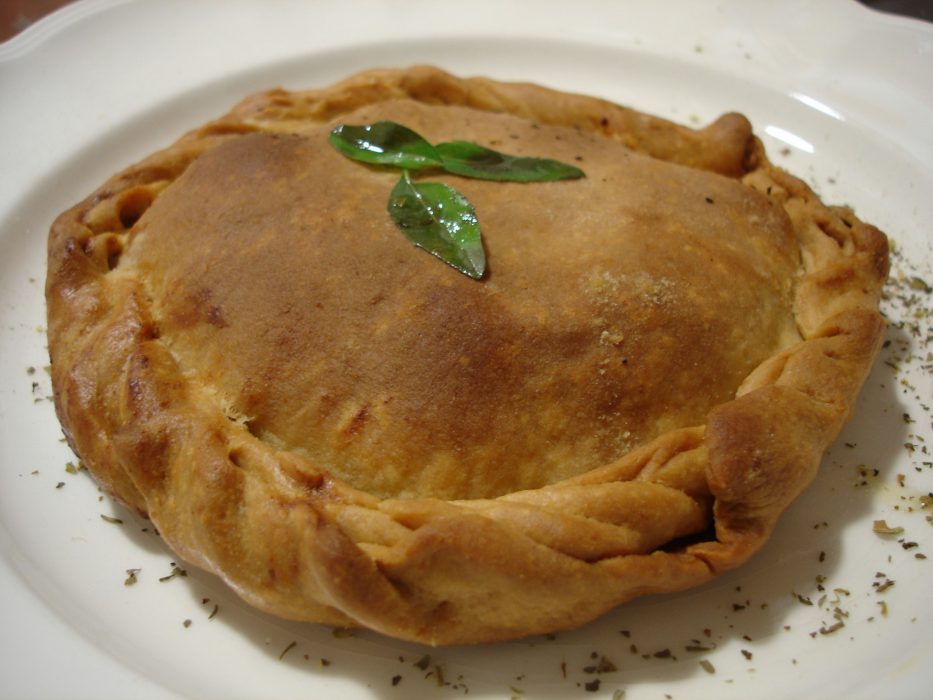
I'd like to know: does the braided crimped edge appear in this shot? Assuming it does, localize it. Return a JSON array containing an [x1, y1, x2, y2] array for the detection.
[[46, 66, 888, 644]]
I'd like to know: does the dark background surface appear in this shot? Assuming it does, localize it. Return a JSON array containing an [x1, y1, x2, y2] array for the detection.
[[0, 0, 930, 43], [861, 0, 933, 21]]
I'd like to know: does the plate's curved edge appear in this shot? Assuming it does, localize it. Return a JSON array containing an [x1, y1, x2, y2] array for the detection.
[[1, 2, 931, 700], [0, 0, 134, 61]]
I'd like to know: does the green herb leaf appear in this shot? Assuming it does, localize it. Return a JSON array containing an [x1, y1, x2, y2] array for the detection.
[[435, 140, 585, 181], [328, 121, 585, 279], [388, 171, 485, 279], [328, 121, 442, 169]]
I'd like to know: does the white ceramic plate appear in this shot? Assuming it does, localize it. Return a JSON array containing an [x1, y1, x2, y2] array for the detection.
[[1, 1, 931, 698]]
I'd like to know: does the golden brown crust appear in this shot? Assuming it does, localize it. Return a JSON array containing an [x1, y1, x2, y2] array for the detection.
[[46, 66, 887, 644]]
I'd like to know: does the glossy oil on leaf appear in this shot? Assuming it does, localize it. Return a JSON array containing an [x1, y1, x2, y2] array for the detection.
[[435, 140, 585, 181], [328, 120, 586, 280], [329, 121, 443, 169], [387, 171, 485, 279]]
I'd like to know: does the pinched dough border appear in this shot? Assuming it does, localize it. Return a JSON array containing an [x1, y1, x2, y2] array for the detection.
[[46, 66, 887, 644]]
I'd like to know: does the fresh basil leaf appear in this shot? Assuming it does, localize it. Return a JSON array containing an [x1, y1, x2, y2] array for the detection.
[[435, 140, 585, 182], [329, 121, 443, 169], [388, 171, 485, 279], [329, 120, 584, 281]]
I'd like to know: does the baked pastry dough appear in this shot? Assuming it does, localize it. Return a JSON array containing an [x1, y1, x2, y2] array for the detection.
[[46, 66, 888, 644]]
